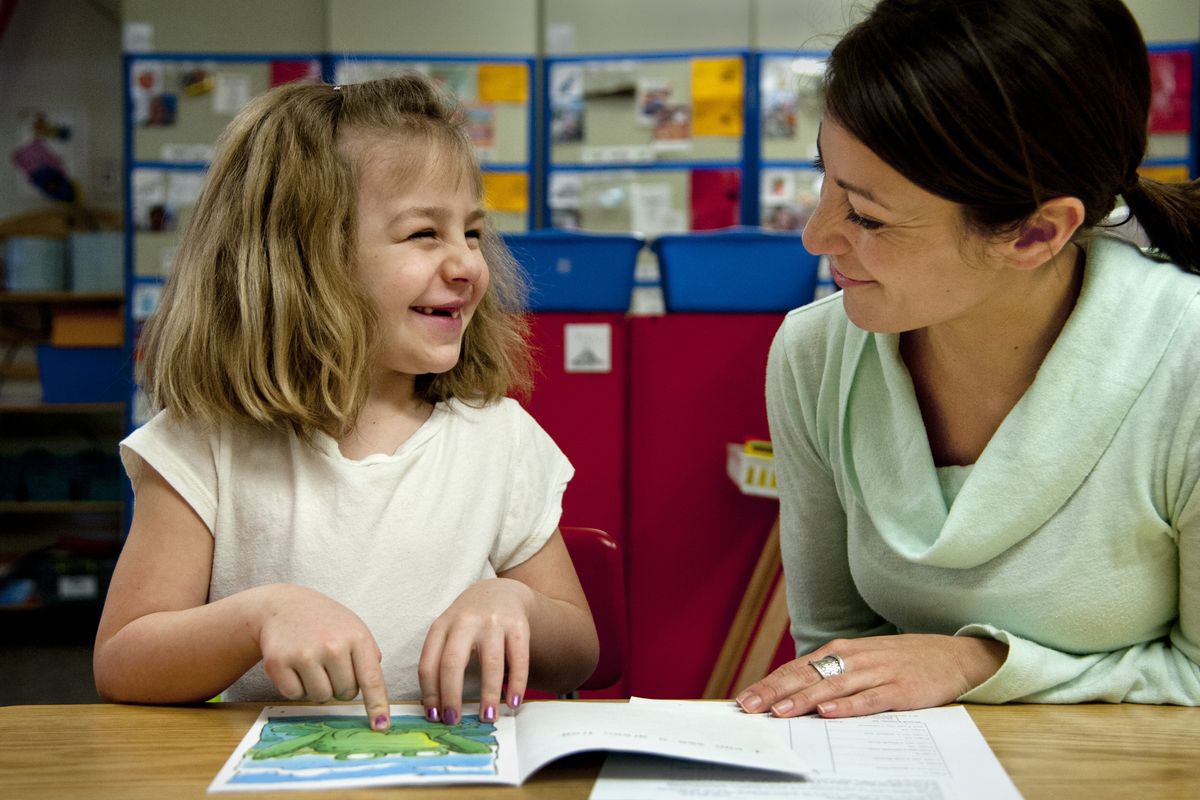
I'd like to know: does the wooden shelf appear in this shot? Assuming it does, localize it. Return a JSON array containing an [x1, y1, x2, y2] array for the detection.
[[0, 363, 38, 379], [0, 292, 123, 305], [0, 501, 123, 514], [0, 402, 125, 414]]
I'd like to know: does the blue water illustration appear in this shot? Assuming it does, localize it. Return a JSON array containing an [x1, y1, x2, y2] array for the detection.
[[230, 714, 499, 785]]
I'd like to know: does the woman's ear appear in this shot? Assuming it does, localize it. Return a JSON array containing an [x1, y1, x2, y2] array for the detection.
[[1007, 196, 1085, 271]]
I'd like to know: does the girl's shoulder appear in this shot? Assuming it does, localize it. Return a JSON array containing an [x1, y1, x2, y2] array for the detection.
[[437, 396, 562, 455], [440, 396, 535, 426]]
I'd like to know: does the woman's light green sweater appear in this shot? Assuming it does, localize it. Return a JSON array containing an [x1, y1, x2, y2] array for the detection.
[[766, 235, 1200, 704]]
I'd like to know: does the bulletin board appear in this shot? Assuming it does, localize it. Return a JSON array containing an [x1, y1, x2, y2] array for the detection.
[[129, 58, 323, 164], [544, 51, 750, 234], [757, 53, 824, 164], [330, 55, 536, 232], [124, 53, 325, 428], [754, 51, 827, 234]]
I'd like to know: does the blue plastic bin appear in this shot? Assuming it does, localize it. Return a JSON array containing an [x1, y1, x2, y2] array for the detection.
[[70, 232, 124, 292], [652, 227, 820, 312], [503, 230, 644, 312], [4, 237, 67, 291], [35, 345, 127, 403]]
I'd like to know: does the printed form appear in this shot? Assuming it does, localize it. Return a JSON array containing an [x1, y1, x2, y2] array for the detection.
[[591, 700, 1022, 800]]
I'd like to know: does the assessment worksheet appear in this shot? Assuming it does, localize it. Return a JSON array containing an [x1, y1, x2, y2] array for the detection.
[[591, 701, 1021, 800]]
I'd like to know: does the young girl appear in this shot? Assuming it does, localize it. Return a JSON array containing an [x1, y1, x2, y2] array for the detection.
[[94, 75, 599, 731]]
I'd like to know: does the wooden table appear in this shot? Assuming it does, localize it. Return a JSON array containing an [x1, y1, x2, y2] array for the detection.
[[0, 702, 1196, 799]]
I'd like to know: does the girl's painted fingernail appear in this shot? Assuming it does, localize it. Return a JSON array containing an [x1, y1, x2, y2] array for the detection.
[[372, 715, 389, 730], [482, 705, 496, 722], [509, 694, 521, 709], [444, 708, 458, 726], [426, 707, 439, 722], [817, 702, 837, 715], [771, 699, 794, 715]]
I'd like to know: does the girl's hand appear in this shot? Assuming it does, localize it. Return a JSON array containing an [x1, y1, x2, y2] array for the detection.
[[418, 578, 535, 726], [256, 584, 392, 730], [736, 634, 1008, 718]]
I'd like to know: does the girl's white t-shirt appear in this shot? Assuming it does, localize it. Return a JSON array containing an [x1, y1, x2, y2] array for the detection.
[[120, 397, 573, 701]]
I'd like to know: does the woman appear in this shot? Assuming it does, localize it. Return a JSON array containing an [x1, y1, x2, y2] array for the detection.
[[737, 0, 1200, 719]]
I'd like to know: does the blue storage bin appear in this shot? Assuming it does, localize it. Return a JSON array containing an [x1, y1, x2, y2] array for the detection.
[[652, 227, 820, 312], [18, 448, 71, 501], [69, 232, 124, 293], [4, 236, 67, 291], [69, 448, 123, 501], [503, 230, 643, 312], [35, 345, 127, 403]]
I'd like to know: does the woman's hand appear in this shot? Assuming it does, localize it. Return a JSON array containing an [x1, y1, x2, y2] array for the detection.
[[736, 634, 1008, 718], [256, 584, 391, 730], [418, 578, 536, 726]]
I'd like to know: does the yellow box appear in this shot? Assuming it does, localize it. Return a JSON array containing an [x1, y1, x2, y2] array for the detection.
[[50, 308, 124, 347]]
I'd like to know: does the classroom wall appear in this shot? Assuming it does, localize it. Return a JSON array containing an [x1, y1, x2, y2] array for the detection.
[[119, 0, 326, 53], [1125, 0, 1200, 43], [328, 0, 537, 54], [543, 0, 751, 53], [2, 1, 1196, 225], [0, 0, 123, 220]]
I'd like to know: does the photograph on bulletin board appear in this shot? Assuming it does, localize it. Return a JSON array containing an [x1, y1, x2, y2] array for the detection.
[[131, 61, 175, 127], [761, 168, 821, 233], [1148, 49, 1193, 134], [549, 63, 585, 144], [270, 60, 322, 88], [132, 169, 204, 232]]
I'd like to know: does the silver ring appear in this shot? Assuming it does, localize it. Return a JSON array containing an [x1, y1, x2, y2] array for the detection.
[[808, 654, 845, 679]]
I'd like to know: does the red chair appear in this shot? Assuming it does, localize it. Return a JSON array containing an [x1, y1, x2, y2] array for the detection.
[[560, 526, 628, 695]]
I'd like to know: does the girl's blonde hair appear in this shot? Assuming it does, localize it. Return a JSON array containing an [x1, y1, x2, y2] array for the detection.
[[139, 75, 532, 438]]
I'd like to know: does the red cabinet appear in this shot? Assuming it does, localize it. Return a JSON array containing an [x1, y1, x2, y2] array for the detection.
[[625, 314, 783, 698]]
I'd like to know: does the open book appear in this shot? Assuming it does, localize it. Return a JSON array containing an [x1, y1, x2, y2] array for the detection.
[[208, 700, 809, 792]]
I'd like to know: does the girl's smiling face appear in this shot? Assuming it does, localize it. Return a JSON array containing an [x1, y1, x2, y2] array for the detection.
[[349, 134, 489, 390], [802, 118, 1015, 335]]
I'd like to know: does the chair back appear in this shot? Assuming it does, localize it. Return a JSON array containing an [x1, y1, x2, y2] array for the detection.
[[560, 526, 627, 692]]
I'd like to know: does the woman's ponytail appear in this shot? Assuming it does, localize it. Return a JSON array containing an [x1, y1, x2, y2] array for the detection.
[[1121, 176, 1200, 274]]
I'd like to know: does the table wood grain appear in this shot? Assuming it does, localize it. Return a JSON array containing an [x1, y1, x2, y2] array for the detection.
[[0, 702, 1195, 799]]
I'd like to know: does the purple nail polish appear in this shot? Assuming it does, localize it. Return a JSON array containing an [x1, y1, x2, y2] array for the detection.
[[444, 708, 458, 726], [373, 715, 389, 730], [426, 707, 439, 722], [482, 705, 496, 722], [510, 694, 521, 709]]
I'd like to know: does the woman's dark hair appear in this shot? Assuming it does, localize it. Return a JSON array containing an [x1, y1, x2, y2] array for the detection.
[[824, 0, 1200, 273]]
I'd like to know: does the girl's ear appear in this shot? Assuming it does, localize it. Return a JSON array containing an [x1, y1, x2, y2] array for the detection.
[[1007, 196, 1085, 271]]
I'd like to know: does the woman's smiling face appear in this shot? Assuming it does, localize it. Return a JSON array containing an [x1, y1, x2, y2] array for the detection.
[[802, 117, 1014, 335]]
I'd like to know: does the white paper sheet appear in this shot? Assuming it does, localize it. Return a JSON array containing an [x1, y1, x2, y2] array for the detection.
[[590, 702, 1021, 800]]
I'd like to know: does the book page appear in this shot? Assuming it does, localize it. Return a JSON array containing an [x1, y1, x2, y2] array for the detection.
[[513, 701, 810, 783], [590, 702, 1021, 800]]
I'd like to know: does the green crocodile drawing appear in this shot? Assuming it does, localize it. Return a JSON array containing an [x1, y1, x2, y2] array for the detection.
[[250, 716, 496, 761]]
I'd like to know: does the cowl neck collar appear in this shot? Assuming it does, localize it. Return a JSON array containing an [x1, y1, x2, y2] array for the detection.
[[840, 236, 1196, 567]]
